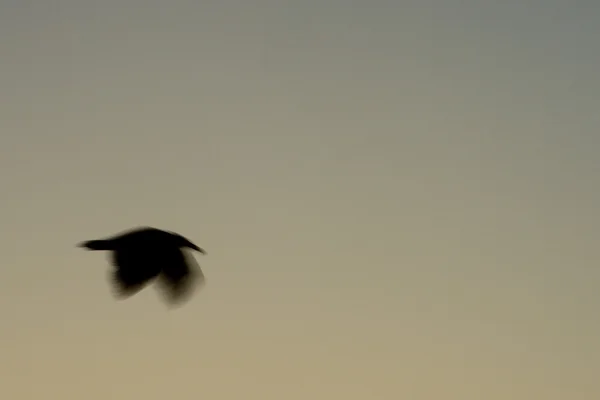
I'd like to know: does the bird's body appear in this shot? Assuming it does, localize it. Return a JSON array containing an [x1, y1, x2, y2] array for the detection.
[[79, 227, 206, 305]]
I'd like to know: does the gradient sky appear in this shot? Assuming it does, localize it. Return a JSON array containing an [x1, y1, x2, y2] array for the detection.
[[1, 1, 599, 399]]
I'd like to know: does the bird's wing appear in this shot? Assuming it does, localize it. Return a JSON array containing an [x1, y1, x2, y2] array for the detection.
[[156, 248, 204, 306], [109, 249, 161, 299], [109, 269, 154, 299]]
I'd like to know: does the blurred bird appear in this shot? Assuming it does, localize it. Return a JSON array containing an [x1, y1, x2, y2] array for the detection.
[[78, 226, 207, 306]]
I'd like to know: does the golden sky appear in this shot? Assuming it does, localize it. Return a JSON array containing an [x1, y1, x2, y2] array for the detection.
[[0, 1, 598, 398]]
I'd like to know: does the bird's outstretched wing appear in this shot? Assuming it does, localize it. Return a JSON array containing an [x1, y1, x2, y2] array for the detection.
[[156, 248, 204, 306]]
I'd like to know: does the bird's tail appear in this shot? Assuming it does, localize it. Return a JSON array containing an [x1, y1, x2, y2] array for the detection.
[[78, 239, 113, 251]]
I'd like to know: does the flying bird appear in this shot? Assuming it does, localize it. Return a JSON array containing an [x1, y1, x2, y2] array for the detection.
[[78, 226, 207, 306]]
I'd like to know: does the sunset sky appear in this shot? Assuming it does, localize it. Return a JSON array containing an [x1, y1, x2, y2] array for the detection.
[[0, 1, 598, 398]]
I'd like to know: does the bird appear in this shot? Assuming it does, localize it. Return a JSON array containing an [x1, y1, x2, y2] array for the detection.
[[78, 226, 207, 306]]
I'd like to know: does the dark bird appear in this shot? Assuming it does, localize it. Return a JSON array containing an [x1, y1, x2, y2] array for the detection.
[[78, 226, 207, 306]]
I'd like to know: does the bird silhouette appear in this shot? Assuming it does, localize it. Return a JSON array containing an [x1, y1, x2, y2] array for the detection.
[[78, 226, 207, 306]]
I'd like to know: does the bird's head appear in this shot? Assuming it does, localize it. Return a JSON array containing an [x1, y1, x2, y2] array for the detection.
[[172, 233, 206, 254]]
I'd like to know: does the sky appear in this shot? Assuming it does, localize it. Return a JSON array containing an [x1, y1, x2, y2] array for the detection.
[[0, 0, 599, 398]]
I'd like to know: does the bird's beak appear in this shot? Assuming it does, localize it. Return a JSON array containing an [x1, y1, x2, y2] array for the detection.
[[186, 241, 206, 254]]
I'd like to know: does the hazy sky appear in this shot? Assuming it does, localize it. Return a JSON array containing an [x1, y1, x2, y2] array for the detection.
[[1, 1, 599, 398]]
